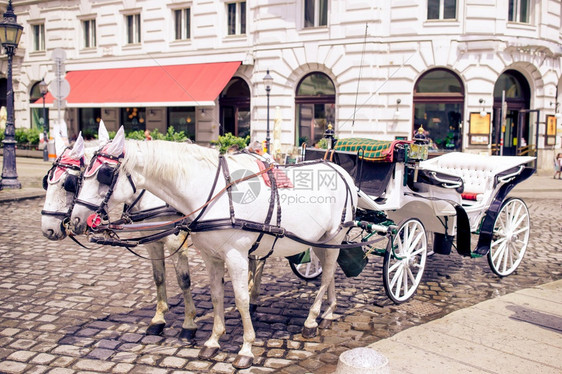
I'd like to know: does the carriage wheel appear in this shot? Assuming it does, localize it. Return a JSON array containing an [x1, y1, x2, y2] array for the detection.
[[487, 197, 530, 277], [383, 218, 428, 304], [289, 249, 323, 280]]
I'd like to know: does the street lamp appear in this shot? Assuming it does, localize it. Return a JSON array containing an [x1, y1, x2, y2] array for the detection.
[[263, 69, 273, 154], [0, 0, 23, 189], [39, 79, 49, 161]]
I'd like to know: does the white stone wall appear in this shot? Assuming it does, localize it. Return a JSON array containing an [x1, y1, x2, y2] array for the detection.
[[4, 0, 562, 167]]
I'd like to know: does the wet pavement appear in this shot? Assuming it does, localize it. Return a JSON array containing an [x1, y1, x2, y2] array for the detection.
[[0, 193, 560, 373]]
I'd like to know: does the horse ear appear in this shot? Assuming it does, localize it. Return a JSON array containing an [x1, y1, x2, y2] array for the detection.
[[98, 120, 110, 145], [69, 132, 85, 160], [54, 133, 66, 157], [105, 126, 125, 157]]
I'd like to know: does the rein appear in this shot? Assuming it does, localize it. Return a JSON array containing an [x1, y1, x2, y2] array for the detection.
[[90, 152, 374, 253]]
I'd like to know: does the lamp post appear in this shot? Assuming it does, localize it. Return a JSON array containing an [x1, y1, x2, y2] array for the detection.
[[39, 79, 49, 161], [263, 69, 273, 154], [0, 0, 23, 189]]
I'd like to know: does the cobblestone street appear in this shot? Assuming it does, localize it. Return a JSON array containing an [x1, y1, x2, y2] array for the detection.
[[0, 196, 561, 373]]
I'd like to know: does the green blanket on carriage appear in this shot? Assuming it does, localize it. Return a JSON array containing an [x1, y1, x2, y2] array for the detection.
[[334, 138, 411, 162]]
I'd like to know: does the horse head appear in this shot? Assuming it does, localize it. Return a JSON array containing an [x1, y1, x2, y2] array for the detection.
[[70, 126, 139, 234], [41, 133, 85, 240], [41, 121, 111, 240]]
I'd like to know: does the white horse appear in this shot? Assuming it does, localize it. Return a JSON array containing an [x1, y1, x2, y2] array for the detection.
[[41, 126, 197, 339], [70, 127, 357, 369]]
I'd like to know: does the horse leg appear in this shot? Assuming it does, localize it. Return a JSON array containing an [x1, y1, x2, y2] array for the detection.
[[145, 243, 168, 336], [198, 252, 226, 360], [248, 255, 266, 314], [170, 233, 197, 341], [319, 277, 337, 329], [302, 248, 339, 338], [225, 249, 256, 369]]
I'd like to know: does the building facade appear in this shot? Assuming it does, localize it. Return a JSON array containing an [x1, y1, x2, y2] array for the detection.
[[2, 0, 561, 169]]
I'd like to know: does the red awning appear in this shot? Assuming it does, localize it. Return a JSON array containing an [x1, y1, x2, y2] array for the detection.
[[42, 61, 241, 107]]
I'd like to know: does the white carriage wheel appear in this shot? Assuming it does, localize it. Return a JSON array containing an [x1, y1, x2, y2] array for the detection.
[[383, 218, 428, 304], [289, 249, 323, 280], [487, 197, 530, 277]]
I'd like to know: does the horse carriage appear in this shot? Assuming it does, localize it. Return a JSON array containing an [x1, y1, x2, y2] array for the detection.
[[301, 130, 534, 303], [42, 126, 534, 369]]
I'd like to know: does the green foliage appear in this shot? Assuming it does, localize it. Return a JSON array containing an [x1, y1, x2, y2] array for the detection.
[[125, 130, 146, 140], [14, 127, 41, 145], [107, 127, 189, 142], [315, 138, 329, 149], [211, 133, 250, 154]]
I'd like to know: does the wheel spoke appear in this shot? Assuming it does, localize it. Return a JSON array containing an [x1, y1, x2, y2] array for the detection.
[[492, 241, 507, 263], [388, 258, 402, 273], [407, 266, 416, 285]]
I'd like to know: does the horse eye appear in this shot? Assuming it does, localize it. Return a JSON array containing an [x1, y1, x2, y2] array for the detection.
[[42, 175, 48, 191]]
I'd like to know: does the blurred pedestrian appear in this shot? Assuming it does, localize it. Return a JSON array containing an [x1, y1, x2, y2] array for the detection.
[[554, 153, 562, 179]]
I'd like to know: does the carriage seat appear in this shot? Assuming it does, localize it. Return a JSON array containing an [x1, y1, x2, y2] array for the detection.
[[420, 152, 501, 205]]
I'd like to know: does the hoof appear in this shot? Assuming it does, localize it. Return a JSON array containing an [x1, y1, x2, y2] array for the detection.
[[250, 303, 258, 315], [302, 325, 317, 338], [233, 354, 253, 369], [198, 346, 219, 360], [146, 323, 165, 336], [318, 319, 333, 329], [179, 328, 197, 341]]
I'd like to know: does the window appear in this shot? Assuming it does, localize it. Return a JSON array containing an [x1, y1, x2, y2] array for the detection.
[[126, 14, 141, 44], [295, 73, 335, 146], [413, 69, 464, 152], [121, 107, 146, 132], [79, 108, 102, 139], [508, 0, 530, 23], [174, 8, 191, 40], [304, 0, 328, 28], [82, 19, 96, 48], [227, 2, 246, 35], [32, 24, 45, 51], [427, 0, 457, 20], [168, 107, 196, 140]]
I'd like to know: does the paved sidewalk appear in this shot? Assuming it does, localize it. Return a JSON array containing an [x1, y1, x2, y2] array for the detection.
[[367, 280, 562, 373], [1, 156, 561, 374]]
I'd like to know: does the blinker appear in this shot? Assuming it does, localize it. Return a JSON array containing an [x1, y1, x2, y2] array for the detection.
[[63, 174, 79, 193], [97, 164, 116, 186]]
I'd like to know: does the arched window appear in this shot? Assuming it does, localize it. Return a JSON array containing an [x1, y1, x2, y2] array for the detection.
[[219, 77, 251, 138], [29, 81, 48, 131], [413, 68, 464, 152], [295, 72, 335, 146]]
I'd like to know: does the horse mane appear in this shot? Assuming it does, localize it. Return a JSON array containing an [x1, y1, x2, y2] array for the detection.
[[121, 140, 221, 185]]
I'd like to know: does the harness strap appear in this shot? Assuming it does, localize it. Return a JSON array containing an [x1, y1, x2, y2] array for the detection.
[[89, 228, 190, 261], [189, 218, 388, 249], [219, 156, 236, 225]]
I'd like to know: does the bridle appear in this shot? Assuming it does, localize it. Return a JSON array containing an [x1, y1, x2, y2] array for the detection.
[[40, 149, 85, 224], [74, 149, 137, 226]]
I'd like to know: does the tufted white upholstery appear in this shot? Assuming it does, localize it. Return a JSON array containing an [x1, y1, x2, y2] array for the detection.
[[421, 152, 534, 199]]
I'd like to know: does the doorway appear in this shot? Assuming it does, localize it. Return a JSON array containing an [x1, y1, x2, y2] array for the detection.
[[492, 70, 530, 156], [219, 77, 251, 138]]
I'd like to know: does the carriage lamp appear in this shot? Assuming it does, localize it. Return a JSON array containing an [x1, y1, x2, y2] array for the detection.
[[0, 0, 23, 190], [409, 126, 429, 162], [263, 69, 273, 154]]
